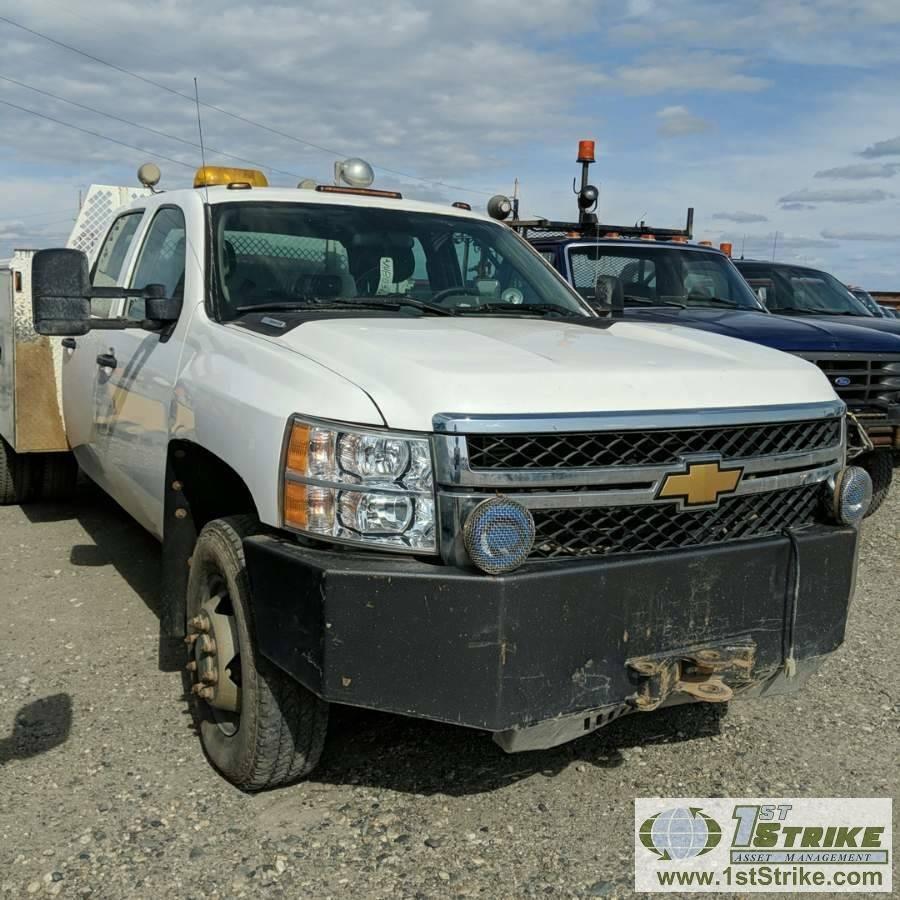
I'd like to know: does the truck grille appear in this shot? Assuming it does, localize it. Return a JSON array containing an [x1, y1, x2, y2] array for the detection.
[[530, 484, 821, 560], [466, 418, 841, 470], [797, 354, 900, 409]]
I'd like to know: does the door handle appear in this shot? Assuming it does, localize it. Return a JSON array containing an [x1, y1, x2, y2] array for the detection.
[[96, 352, 117, 369], [62, 338, 77, 350]]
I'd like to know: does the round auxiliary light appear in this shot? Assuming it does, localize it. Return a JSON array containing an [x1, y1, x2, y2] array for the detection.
[[463, 497, 535, 575], [137, 162, 161, 189], [487, 194, 512, 221], [336, 157, 375, 189], [832, 466, 872, 526]]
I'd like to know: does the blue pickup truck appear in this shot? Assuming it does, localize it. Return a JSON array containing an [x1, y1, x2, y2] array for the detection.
[[734, 259, 900, 339], [486, 146, 900, 512]]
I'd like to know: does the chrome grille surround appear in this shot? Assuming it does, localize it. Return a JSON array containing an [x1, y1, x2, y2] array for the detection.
[[433, 401, 846, 566]]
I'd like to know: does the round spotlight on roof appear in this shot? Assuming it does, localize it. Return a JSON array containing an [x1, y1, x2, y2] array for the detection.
[[137, 163, 161, 189], [577, 184, 599, 211], [487, 194, 513, 221], [335, 157, 375, 189], [831, 466, 872, 526], [298, 178, 318, 190], [463, 497, 535, 575]]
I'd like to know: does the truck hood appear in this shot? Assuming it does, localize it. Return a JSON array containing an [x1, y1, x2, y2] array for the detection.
[[624, 307, 900, 353], [770, 313, 900, 339], [268, 317, 836, 431]]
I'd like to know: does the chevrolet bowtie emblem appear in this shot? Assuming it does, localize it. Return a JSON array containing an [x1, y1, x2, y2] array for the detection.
[[658, 460, 743, 508]]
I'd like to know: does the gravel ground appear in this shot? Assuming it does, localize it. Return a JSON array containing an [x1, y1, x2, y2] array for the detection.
[[0, 485, 897, 899]]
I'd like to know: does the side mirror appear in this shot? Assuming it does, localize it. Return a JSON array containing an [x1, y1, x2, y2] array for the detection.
[[144, 286, 182, 324], [32, 250, 182, 336], [31, 248, 92, 336], [591, 274, 625, 318]]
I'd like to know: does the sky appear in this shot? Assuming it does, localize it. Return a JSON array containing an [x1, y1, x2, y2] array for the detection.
[[2, 1, 900, 287]]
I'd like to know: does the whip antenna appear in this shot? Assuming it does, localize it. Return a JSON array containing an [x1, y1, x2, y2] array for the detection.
[[194, 77, 209, 201]]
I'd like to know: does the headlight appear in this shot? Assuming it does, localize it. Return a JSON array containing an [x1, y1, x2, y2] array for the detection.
[[282, 418, 436, 552]]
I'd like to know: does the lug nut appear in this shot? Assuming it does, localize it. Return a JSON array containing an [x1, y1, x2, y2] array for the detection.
[[198, 635, 217, 655], [201, 670, 218, 685], [185, 660, 197, 672], [184, 633, 198, 646], [188, 615, 209, 633]]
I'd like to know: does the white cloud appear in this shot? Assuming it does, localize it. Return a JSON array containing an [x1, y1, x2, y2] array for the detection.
[[861, 136, 900, 157], [780, 202, 817, 211], [821, 229, 900, 241], [612, 1, 900, 67], [618, 53, 769, 94], [0, 1, 607, 186], [814, 162, 900, 179], [655, 105, 713, 137], [711, 211, 768, 223], [778, 188, 893, 204]]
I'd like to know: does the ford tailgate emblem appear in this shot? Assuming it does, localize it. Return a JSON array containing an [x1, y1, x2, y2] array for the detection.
[[834, 376, 851, 387]]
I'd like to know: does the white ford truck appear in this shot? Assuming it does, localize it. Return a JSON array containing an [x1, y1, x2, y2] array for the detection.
[[5, 161, 872, 790]]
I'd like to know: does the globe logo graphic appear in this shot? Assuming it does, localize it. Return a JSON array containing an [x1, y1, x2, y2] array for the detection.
[[639, 807, 722, 861]]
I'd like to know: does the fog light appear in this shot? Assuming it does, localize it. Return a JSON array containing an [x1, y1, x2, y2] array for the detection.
[[464, 497, 535, 575], [832, 466, 872, 526]]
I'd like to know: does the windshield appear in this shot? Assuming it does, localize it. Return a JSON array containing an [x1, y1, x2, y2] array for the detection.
[[210, 202, 591, 320], [566, 244, 763, 310], [736, 262, 873, 316], [851, 288, 882, 316]]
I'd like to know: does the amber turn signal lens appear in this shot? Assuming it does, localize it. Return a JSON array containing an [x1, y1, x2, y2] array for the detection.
[[286, 422, 310, 473], [283, 481, 308, 530]]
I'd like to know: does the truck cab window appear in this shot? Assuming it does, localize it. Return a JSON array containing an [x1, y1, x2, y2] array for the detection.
[[568, 245, 761, 309], [91, 211, 143, 317], [211, 203, 589, 319], [128, 207, 186, 319]]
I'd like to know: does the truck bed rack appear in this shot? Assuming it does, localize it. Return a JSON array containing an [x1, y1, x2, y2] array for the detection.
[[511, 208, 694, 242]]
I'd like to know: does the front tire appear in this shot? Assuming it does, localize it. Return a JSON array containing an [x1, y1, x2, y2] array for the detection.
[[185, 515, 329, 790], [859, 450, 892, 517]]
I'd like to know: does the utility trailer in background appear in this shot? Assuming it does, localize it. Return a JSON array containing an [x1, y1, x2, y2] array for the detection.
[[0, 185, 150, 503]]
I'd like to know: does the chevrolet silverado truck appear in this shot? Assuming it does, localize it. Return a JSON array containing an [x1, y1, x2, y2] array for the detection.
[[498, 142, 900, 515], [4, 161, 872, 790]]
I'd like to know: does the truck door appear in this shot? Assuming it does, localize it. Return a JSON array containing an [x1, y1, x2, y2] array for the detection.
[[63, 210, 144, 484], [91, 205, 188, 538]]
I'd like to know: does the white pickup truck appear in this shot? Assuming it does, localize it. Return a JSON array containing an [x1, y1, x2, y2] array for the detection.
[[5, 162, 871, 790]]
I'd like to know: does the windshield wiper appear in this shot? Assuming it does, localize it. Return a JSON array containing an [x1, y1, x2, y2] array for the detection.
[[684, 294, 743, 308], [455, 302, 583, 318], [623, 294, 686, 309], [775, 306, 850, 316], [351, 294, 457, 316], [234, 296, 456, 317]]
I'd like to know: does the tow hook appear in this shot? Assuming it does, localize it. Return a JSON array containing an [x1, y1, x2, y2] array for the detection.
[[626, 642, 756, 711]]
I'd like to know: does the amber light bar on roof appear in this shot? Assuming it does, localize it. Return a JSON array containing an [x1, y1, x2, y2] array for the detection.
[[194, 166, 269, 188], [315, 185, 402, 199]]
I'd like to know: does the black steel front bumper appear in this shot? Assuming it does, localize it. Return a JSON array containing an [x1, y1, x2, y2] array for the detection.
[[244, 526, 858, 742]]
